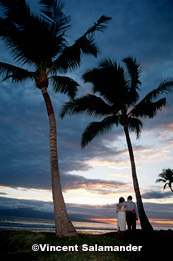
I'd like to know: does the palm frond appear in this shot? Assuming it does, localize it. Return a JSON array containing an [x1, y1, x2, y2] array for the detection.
[[130, 97, 167, 118], [53, 36, 98, 73], [139, 80, 173, 104], [0, 1, 33, 65], [77, 36, 98, 57], [152, 80, 173, 97], [60, 94, 113, 118], [157, 169, 173, 180], [123, 57, 141, 89], [40, 0, 71, 35], [123, 57, 141, 105], [0, 62, 35, 82], [0, 0, 67, 66], [100, 57, 114, 66], [128, 117, 143, 138], [156, 178, 166, 183], [81, 116, 118, 148], [0, 1, 111, 71], [83, 58, 127, 106], [83, 15, 112, 36], [51, 76, 79, 99], [0, 0, 30, 19], [52, 16, 111, 72], [40, 0, 63, 20]]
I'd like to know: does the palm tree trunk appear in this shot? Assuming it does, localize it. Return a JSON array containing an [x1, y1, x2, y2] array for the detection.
[[124, 126, 153, 231], [41, 86, 77, 237]]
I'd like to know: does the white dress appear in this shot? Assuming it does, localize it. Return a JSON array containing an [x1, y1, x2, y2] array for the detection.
[[116, 203, 126, 231]]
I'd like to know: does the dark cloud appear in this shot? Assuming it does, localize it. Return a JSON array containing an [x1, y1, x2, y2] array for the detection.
[[143, 202, 173, 220], [0, 84, 126, 191], [0, 90, 125, 192], [142, 191, 173, 199], [0, 197, 53, 212]]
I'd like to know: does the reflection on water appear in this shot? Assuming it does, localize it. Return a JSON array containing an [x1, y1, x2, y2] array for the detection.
[[0, 216, 116, 234], [0, 216, 171, 234]]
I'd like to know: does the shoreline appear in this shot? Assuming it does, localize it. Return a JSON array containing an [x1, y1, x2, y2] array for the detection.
[[0, 215, 172, 234]]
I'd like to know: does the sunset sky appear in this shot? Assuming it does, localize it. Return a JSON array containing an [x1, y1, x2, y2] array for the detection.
[[0, 0, 173, 229]]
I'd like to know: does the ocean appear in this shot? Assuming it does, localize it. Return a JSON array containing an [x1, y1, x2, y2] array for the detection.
[[0, 216, 116, 234], [0, 216, 171, 234]]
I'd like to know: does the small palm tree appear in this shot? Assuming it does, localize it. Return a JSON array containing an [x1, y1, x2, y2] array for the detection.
[[60, 57, 173, 231], [156, 168, 173, 192], [0, 0, 111, 237]]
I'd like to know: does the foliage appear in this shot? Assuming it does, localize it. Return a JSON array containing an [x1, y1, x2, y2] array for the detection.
[[60, 57, 173, 147], [156, 168, 173, 192], [0, 0, 111, 98]]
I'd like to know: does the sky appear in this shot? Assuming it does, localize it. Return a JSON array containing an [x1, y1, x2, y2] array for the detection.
[[0, 0, 173, 229]]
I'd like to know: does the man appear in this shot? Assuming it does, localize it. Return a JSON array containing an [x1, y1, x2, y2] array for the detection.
[[125, 196, 138, 231]]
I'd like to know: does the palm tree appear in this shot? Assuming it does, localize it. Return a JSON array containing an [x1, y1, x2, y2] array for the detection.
[[0, 0, 111, 237], [60, 57, 173, 231], [156, 168, 173, 192]]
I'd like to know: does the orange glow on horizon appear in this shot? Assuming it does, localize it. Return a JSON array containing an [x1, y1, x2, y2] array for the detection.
[[149, 218, 173, 227], [90, 218, 117, 225], [90, 217, 173, 228]]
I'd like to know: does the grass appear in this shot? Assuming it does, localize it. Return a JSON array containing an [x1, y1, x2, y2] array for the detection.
[[0, 230, 143, 261], [0, 229, 172, 260]]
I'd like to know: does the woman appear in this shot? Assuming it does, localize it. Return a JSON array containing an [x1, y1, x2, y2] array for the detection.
[[116, 197, 126, 239]]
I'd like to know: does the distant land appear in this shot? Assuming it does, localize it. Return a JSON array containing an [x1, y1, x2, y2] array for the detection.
[[0, 208, 94, 223]]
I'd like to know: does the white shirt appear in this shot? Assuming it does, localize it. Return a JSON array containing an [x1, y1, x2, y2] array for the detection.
[[125, 200, 138, 218]]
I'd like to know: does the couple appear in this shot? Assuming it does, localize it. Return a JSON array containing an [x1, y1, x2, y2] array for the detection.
[[116, 196, 138, 239]]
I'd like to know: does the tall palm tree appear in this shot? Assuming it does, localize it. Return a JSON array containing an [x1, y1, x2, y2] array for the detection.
[[0, 0, 111, 237], [156, 168, 173, 192], [60, 57, 173, 231]]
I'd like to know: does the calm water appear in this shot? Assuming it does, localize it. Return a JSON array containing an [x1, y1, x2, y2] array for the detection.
[[0, 216, 171, 234], [0, 216, 116, 234]]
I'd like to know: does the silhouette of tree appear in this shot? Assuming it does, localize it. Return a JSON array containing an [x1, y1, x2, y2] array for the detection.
[[0, 0, 111, 237], [156, 168, 173, 192], [60, 57, 173, 231]]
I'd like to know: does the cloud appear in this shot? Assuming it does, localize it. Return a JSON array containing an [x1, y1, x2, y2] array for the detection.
[[142, 191, 173, 199], [143, 202, 173, 220], [0, 84, 126, 192], [61, 173, 126, 194]]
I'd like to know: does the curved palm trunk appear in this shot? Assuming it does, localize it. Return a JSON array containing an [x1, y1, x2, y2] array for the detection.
[[169, 183, 173, 192], [41, 86, 77, 237], [124, 126, 153, 231]]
